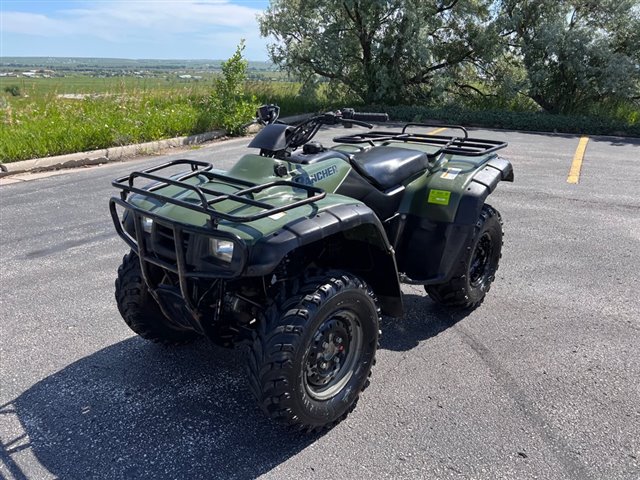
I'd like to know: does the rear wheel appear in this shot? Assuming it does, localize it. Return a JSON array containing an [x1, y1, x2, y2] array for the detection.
[[115, 251, 199, 345], [426, 204, 503, 308], [247, 272, 380, 431]]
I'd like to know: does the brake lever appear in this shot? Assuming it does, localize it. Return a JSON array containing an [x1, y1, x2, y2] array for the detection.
[[343, 119, 373, 129]]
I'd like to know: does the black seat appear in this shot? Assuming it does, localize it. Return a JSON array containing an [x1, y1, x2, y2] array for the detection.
[[351, 146, 429, 190]]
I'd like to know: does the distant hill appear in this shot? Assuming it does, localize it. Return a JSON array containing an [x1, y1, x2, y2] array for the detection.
[[0, 57, 275, 72]]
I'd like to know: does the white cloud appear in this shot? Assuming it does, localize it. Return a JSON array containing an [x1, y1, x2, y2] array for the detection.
[[3, 11, 74, 36], [61, 1, 261, 31], [2, 1, 266, 56]]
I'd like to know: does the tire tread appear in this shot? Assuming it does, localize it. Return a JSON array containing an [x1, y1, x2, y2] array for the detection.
[[115, 251, 197, 345], [247, 271, 380, 432], [426, 204, 503, 309]]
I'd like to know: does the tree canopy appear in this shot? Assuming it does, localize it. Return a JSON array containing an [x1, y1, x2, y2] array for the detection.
[[260, 0, 499, 104], [499, 0, 640, 113], [259, 0, 640, 114]]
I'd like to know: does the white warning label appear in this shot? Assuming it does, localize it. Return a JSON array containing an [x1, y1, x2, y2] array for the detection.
[[440, 168, 462, 180]]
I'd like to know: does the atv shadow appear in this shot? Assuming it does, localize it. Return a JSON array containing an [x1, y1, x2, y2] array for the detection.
[[379, 292, 472, 351], [1, 339, 317, 480], [2, 294, 465, 479]]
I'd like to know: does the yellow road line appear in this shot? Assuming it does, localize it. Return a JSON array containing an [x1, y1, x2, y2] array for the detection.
[[567, 136, 590, 184], [428, 127, 448, 135]]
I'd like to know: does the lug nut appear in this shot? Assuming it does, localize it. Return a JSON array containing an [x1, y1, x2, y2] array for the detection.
[[335, 336, 343, 344]]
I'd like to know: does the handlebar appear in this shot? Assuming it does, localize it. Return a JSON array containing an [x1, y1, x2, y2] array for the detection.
[[344, 118, 374, 129], [250, 104, 389, 151], [341, 108, 389, 123], [313, 111, 374, 128], [354, 112, 389, 122], [285, 111, 378, 149], [253, 104, 388, 127]]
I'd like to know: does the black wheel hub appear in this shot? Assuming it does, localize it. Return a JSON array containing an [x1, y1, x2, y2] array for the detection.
[[304, 312, 362, 401], [470, 232, 493, 286]]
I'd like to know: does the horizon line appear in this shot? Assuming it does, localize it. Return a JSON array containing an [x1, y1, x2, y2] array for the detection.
[[2, 55, 273, 63]]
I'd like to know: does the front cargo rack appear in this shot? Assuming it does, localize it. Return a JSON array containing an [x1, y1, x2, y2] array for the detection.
[[109, 159, 328, 308], [333, 123, 507, 159], [111, 158, 326, 224]]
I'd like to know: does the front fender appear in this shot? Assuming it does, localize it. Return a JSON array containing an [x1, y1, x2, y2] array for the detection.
[[245, 203, 404, 317], [244, 203, 387, 275]]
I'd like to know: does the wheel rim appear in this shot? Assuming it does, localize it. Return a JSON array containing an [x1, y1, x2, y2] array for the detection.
[[469, 232, 493, 287], [303, 310, 363, 401]]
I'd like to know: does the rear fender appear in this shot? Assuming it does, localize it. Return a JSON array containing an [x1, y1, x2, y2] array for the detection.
[[454, 157, 513, 224], [395, 156, 513, 283], [400, 155, 514, 224]]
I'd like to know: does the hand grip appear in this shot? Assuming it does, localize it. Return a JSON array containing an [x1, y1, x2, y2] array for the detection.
[[352, 112, 389, 122]]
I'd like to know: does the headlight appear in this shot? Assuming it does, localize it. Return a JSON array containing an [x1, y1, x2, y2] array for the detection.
[[141, 216, 153, 233], [209, 238, 234, 262]]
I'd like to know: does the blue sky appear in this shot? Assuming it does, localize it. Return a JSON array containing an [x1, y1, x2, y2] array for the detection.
[[1, 0, 272, 60]]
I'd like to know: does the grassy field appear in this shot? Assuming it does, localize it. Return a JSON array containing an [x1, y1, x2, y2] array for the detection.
[[2, 74, 638, 163], [1, 78, 210, 162], [3, 76, 205, 95], [0, 76, 324, 162]]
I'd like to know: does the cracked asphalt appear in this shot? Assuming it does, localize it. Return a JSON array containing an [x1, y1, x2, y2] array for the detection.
[[1, 126, 639, 480]]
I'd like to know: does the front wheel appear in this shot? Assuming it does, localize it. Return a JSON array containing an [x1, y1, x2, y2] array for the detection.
[[247, 272, 380, 431], [426, 204, 503, 308], [115, 251, 199, 345]]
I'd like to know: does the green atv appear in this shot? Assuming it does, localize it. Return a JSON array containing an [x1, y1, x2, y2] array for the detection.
[[110, 105, 513, 431]]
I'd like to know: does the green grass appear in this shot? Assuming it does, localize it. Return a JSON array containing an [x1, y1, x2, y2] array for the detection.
[[1, 89, 219, 162], [0, 76, 233, 162], [0, 77, 334, 163], [247, 81, 336, 116], [1, 75, 215, 95], [2, 75, 637, 163]]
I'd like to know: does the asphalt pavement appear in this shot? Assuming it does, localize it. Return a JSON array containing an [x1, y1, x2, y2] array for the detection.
[[1, 125, 639, 480]]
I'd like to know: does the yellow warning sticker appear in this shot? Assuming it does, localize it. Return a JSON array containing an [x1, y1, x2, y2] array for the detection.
[[428, 189, 451, 206]]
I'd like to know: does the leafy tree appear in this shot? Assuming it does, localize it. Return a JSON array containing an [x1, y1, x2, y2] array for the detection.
[[498, 0, 640, 114], [259, 0, 500, 104], [208, 41, 257, 134]]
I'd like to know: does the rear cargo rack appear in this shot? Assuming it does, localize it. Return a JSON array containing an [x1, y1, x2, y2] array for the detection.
[[333, 123, 507, 159], [111, 158, 326, 224]]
